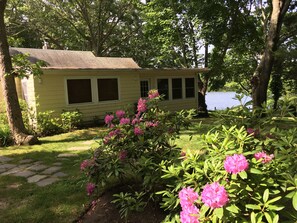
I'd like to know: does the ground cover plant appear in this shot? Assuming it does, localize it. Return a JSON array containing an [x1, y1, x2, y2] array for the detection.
[[82, 91, 297, 222], [0, 128, 104, 223]]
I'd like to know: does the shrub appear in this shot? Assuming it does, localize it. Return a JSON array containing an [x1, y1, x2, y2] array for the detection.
[[82, 91, 297, 222], [36, 111, 63, 136], [158, 126, 297, 222], [60, 110, 83, 132], [0, 124, 12, 147], [81, 90, 194, 218]]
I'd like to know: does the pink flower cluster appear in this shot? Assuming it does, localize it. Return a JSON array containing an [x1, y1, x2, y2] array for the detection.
[[247, 128, 260, 137], [134, 126, 144, 135], [119, 150, 128, 160], [86, 183, 96, 196], [148, 89, 160, 99], [104, 114, 114, 125], [80, 159, 90, 171], [137, 98, 147, 113], [224, 154, 249, 174], [254, 151, 274, 163], [116, 110, 125, 119], [179, 187, 200, 223], [120, 117, 130, 125], [145, 121, 159, 128], [201, 182, 229, 209]]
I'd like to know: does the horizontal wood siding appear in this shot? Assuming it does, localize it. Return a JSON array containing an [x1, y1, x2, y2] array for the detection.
[[34, 70, 140, 121]]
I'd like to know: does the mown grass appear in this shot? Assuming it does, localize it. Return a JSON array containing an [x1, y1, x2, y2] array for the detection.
[[0, 127, 106, 223], [175, 117, 217, 151]]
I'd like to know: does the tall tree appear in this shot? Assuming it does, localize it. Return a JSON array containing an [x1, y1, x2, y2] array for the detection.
[[251, 0, 292, 109], [10, 0, 143, 57], [0, 0, 38, 145], [143, 0, 255, 114]]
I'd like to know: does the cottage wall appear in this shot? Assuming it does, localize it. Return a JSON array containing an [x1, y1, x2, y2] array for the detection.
[[33, 69, 140, 122]]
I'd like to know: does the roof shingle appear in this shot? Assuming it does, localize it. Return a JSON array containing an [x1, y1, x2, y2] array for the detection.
[[9, 47, 140, 69]]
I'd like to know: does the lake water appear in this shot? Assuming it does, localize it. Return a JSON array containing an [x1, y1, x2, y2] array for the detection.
[[206, 92, 251, 110]]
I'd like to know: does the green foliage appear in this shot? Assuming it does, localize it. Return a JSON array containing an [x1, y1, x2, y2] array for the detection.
[[213, 93, 297, 130], [158, 125, 297, 222], [112, 191, 147, 219], [82, 91, 194, 218], [11, 53, 45, 78], [36, 111, 63, 136], [61, 110, 82, 132], [36, 110, 83, 136], [0, 124, 12, 147], [82, 92, 297, 221]]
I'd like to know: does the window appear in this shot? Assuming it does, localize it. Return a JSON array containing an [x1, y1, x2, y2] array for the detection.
[[97, 78, 119, 101], [67, 79, 92, 104], [140, 80, 149, 98], [172, 78, 182, 99], [157, 79, 169, 100], [185, 78, 195, 98]]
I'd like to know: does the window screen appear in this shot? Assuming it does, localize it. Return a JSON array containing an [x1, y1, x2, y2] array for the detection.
[[67, 79, 92, 104], [140, 80, 149, 98], [172, 78, 182, 99], [185, 78, 195, 98], [97, 78, 119, 101], [157, 79, 169, 100]]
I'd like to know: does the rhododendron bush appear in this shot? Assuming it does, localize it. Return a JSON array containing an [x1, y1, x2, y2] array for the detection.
[[81, 90, 194, 217], [82, 90, 297, 222], [159, 126, 297, 222]]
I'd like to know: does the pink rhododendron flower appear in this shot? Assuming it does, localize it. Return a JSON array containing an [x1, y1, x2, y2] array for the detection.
[[254, 151, 274, 163], [180, 151, 186, 157], [247, 128, 260, 137], [134, 126, 144, 135], [86, 183, 96, 196], [201, 182, 229, 209], [116, 110, 125, 119], [119, 150, 128, 160], [80, 159, 90, 171], [132, 118, 140, 125], [265, 133, 274, 139], [103, 136, 110, 144], [179, 187, 199, 209], [137, 98, 147, 113], [148, 89, 160, 99], [120, 118, 130, 125], [146, 121, 159, 128], [224, 154, 249, 174], [180, 204, 200, 223], [108, 129, 121, 137], [104, 114, 114, 125]]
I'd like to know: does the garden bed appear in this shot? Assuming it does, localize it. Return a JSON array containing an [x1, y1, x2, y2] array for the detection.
[[78, 186, 167, 223]]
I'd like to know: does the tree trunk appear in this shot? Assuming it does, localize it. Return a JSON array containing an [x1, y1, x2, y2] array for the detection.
[[197, 43, 209, 117], [251, 0, 291, 109], [0, 0, 38, 145]]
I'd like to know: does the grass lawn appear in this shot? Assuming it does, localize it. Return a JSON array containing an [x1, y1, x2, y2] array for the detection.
[[175, 117, 217, 151], [0, 117, 216, 223], [0, 127, 106, 223]]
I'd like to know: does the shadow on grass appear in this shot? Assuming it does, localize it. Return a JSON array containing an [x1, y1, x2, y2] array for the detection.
[[0, 150, 90, 223], [38, 127, 107, 145]]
